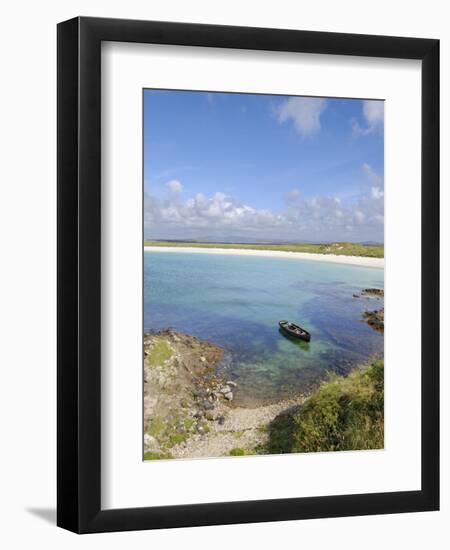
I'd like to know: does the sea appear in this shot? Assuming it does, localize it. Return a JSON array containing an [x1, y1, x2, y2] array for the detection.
[[144, 251, 384, 406]]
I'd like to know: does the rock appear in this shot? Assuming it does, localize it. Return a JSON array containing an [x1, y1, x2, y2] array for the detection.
[[363, 308, 384, 332], [144, 397, 158, 409], [353, 293, 359, 298], [205, 410, 216, 421], [217, 415, 226, 425], [144, 434, 159, 451], [220, 385, 231, 394], [224, 391, 233, 401], [200, 356, 206, 363], [194, 410, 205, 419], [226, 380, 237, 388], [361, 288, 384, 297], [202, 400, 214, 411]]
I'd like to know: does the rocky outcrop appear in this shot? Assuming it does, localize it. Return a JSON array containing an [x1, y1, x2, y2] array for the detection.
[[353, 288, 384, 299], [363, 309, 384, 332], [361, 288, 384, 297], [143, 330, 238, 458]]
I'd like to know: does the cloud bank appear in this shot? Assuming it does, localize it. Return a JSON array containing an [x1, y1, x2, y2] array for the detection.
[[144, 166, 384, 243]]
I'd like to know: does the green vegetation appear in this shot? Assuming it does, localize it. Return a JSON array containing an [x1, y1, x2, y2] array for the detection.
[[268, 360, 384, 454], [147, 339, 173, 368], [167, 433, 189, 448], [184, 418, 194, 430], [200, 422, 210, 434], [229, 447, 246, 456], [145, 415, 192, 454], [144, 451, 173, 460], [144, 240, 384, 258], [146, 416, 166, 438]]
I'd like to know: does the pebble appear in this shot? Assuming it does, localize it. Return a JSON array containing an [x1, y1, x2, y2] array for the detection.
[[220, 385, 231, 394], [224, 392, 233, 401], [143, 434, 159, 451], [226, 381, 237, 388]]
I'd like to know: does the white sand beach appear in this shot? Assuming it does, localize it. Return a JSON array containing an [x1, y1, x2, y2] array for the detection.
[[144, 246, 384, 269]]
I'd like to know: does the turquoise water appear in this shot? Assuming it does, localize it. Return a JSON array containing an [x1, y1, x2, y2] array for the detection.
[[144, 251, 384, 406]]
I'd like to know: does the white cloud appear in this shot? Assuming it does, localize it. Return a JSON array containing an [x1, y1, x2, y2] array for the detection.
[[145, 190, 280, 233], [144, 164, 384, 241], [371, 186, 384, 199], [166, 179, 183, 193], [363, 100, 384, 128], [145, 184, 384, 242], [275, 97, 327, 137], [352, 100, 384, 136]]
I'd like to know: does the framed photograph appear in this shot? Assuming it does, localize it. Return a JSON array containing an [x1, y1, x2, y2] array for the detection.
[[57, 17, 439, 533]]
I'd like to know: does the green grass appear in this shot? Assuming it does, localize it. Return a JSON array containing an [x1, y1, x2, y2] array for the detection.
[[146, 416, 166, 438], [229, 448, 246, 456], [268, 360, 384, 454], [184, 418, 194, 430], [200, 422, 210, 434], [144, 451, 173, 460], [144, 240, 384, 258], [167, 433, 189, 448], [146, 414, 195, 453], [147, 339, 173, 368]]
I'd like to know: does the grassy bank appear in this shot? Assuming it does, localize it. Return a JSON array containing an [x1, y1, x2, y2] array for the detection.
[[267, 359, 384, 454], [144, 240, 384, 258]]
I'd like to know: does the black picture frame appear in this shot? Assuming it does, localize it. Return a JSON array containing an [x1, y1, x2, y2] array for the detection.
[[57, 16, 439, 533]]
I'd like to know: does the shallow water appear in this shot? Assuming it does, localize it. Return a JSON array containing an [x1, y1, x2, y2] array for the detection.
[[144, 251, 384, 406]]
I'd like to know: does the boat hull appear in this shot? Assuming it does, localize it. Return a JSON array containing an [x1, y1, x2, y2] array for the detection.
[[278, 321, 311, 342]]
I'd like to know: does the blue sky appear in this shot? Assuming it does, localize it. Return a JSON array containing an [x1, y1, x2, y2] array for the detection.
[[143, 89, 384, 242]]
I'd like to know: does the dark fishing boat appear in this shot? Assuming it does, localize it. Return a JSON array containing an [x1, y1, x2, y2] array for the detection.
[[278, 320, 311, 342]]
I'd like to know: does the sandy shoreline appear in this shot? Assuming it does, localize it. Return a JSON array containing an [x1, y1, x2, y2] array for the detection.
[[144, 246, 384, 269]]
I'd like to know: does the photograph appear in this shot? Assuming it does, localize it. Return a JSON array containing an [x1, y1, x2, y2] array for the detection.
[[143, 89, 385, 460]]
